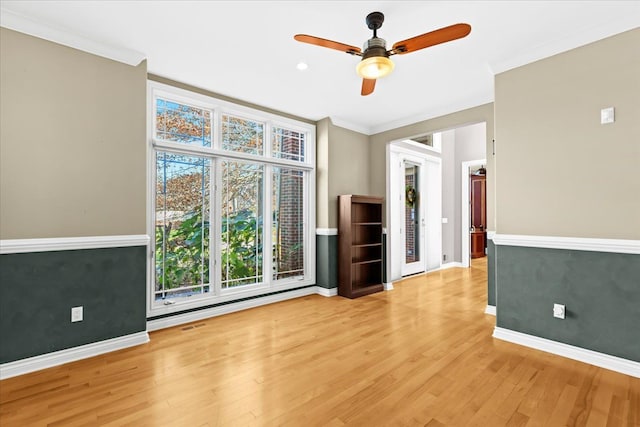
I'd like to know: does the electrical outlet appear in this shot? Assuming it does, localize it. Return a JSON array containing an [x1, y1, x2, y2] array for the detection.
[[443, 254, 447, 261], [71, 306, 83, 322], [553, 304, 565, 319]]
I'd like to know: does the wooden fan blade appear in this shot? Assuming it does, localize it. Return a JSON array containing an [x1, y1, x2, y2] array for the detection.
[[294, 34, 362, 55], [361, 78, 376, 96], [391, 23, 471, 55]]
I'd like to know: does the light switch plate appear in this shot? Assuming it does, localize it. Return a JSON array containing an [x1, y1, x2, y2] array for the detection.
[[601, 107, 615, 124]]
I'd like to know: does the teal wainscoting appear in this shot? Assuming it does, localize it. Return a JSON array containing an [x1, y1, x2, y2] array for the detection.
[[0, 246, 147, 364], [315, 231, 387, 289], [496, 245, 640, 362], [315, 233, 338, 289], [487, 238, 496, 307]]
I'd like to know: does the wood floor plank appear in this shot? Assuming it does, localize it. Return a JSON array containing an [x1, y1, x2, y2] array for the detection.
[[1, 258, 638, 426]]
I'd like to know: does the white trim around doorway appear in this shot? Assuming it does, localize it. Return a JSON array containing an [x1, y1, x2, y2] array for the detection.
[[387, 141, 442, 282]]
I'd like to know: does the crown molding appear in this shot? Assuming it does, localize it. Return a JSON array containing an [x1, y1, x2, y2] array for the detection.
[[0, 8, 146, 66], [488, 15, 640, 75], [328, 117, 372, 136], [368, 96, 494, 136]]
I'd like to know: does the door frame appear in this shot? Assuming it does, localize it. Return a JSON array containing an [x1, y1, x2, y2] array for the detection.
[[387, 140, 442, 282], [461, 159, 486, 267]]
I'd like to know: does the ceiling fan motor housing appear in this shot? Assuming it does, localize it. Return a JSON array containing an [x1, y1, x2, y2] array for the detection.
[[357, 37, 395, 80], [362, 37, 389, 59]]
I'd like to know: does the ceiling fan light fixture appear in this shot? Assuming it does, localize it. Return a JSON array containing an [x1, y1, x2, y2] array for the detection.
[[356, 56, 395, 79], [294, 11, 471, 95]]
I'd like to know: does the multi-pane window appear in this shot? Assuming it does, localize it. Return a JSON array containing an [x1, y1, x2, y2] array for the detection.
[[156, 99, 212, 146], [149, 82, 314, 314], [221, 161, 264, 288], [272, 168, 304, 280], [155, 153, 210, 300], [272, 127, 305, 162], [222, 115, 264, 155]]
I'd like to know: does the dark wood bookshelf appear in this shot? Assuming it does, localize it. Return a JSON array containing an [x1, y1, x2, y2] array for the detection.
[[338, 195, 384, 298]]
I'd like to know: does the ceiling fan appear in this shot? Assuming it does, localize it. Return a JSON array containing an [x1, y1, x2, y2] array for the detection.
[[294, 11, 471, 96]]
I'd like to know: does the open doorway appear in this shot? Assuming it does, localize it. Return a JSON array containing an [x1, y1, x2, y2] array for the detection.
[[461, 159, 486, 267], [387, 141, 442, 281], [385, 122, 486, 286]]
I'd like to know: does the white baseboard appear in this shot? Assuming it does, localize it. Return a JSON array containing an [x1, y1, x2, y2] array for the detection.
[[440, 262, 463, 270], [493, 327, 640, 378], [316, 287, 338, 297], [384, 282, 394, 291], [485, 305, 496, 316], [0, 331, 149, 380], [148, 286, 330, 332]]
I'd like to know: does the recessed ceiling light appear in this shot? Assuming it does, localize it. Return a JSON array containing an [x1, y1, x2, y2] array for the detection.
[[296, 62, 308, 71]]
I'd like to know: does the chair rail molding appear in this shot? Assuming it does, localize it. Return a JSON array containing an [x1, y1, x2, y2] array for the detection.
[[492, 234, 640, 254], [0, 235, 150, 254]]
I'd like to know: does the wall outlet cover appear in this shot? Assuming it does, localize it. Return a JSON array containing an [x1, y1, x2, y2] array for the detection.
[[71, 306, 83, 322], [553, 303, 565, 319]]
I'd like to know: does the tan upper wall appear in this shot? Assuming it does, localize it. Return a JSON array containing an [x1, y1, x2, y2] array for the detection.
[[316, 118, 330, 228], [326, 120, 370, 228], [495, 28, 640, 239], [369, 103, 495, 229], [0, 28, 147, 239]]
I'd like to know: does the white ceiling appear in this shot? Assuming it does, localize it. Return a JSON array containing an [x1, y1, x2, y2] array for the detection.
[[1, 1, 639, 134]]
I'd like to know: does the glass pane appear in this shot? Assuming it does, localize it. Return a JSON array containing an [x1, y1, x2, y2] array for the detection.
[[155, 152, 210, 301], [404, 163, 420, 264], [156, 98, 211, 146], [272, 167, 304, 280], [272, 127, 305, 162], [221, 161, 264, 288], [222, 115, 264, 155]]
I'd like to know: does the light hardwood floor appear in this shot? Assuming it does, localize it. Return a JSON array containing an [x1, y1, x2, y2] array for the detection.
[[1, 258, 638, 426]]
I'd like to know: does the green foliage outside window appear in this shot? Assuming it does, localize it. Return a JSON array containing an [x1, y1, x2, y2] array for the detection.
[[221, 209, 263, 286], [155, 208, 209, 293], [155, 207, 264, 296]]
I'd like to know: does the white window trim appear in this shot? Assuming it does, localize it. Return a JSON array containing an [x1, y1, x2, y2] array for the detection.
[[146, 80, 316, 317]]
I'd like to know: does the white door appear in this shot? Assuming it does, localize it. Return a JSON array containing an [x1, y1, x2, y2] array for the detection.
[[401, 157, 426, 276]]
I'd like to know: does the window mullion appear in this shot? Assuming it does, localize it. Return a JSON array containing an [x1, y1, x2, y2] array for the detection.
[[153, 139, 312, 171], [265, 120, 273, 158]]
